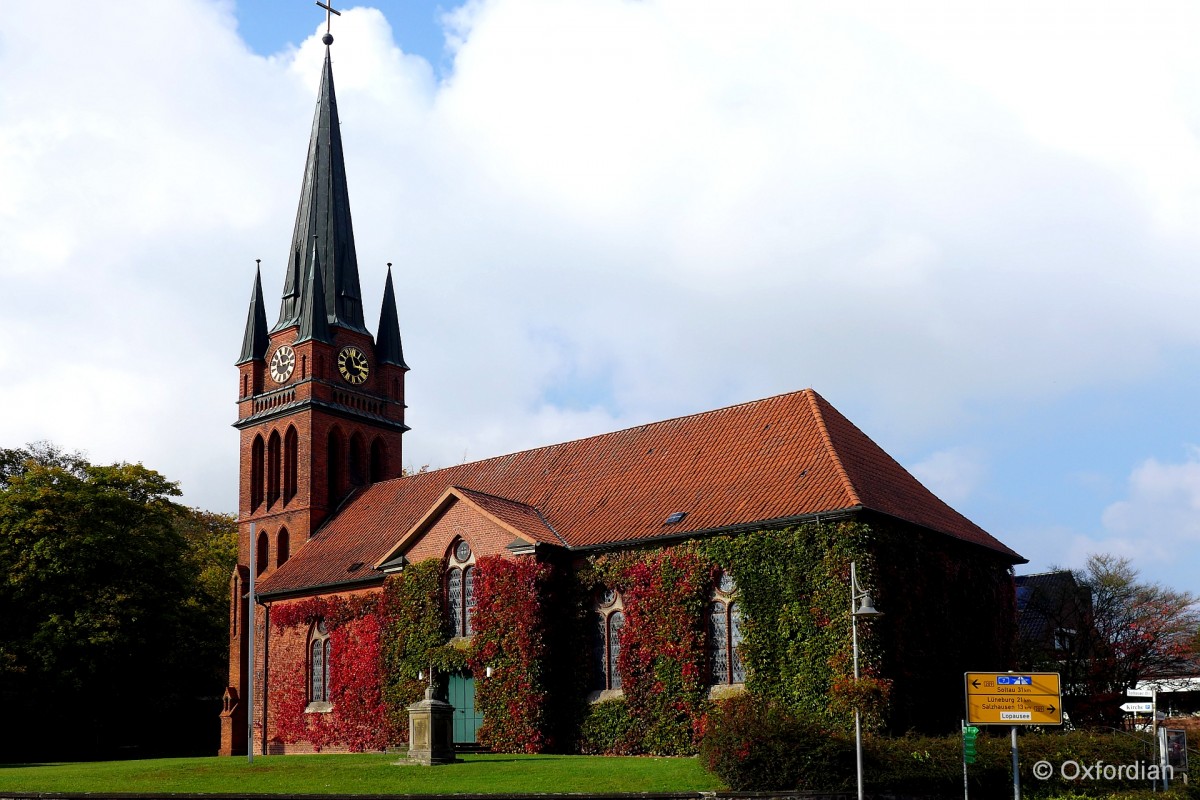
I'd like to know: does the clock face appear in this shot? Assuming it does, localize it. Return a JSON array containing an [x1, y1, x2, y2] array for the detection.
[[269, 345, 296, 384], [337, 346, 370, 385]]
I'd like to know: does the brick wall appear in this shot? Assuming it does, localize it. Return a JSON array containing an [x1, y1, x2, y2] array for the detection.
[[257, 587, 383, 754], [405, 498, 520, 564], [224, 319, 408, 756]]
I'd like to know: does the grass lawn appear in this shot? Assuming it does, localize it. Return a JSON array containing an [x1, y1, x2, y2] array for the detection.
[[0, 752, 725, 795]]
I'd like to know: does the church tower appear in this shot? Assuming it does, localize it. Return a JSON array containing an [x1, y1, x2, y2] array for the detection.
[[221, 25, 408, 756]]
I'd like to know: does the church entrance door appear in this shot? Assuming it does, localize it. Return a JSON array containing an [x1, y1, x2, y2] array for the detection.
[[448, 672, 482, 744]]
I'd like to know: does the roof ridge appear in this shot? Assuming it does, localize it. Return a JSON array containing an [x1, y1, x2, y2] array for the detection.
[[452, 485, 528, 504], [804, 390, 863, 507], [387, 388, 820, 482]]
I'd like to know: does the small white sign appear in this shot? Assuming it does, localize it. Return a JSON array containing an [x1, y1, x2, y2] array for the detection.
[[1121, 702, 1154, 713], [1001, 712, 1032, 721], [1128, 688, 1156, 698]]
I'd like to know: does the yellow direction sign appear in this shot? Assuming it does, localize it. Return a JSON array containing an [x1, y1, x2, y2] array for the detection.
[[965, 672, 1062, 726]]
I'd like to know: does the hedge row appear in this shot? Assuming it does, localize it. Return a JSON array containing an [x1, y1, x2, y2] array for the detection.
[[700, 694, 1189, 798]]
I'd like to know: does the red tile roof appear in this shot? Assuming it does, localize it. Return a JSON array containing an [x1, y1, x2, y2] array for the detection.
[[453, 488, 564, 546], [258, 388, 1024, 597]]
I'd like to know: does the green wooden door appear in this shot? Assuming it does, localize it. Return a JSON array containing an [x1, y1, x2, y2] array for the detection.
[[447, 672, 483, 744]]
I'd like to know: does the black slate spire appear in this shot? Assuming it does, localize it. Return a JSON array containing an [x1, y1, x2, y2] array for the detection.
[[274, 42, 366, 334], [236, 261, 269, 364], [296, 237, 332, 344], [375, 263, 408, 368]]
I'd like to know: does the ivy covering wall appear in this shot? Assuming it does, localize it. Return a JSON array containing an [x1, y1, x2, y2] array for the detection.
[[378, 559, 457, 739], [263, 515, 1015, 754], [864, 515, 1016, 732], [269, 595, 392, 751], [700, 520, 887, 733], [468, 555, 552, 752], [585, 548, 713, 755]]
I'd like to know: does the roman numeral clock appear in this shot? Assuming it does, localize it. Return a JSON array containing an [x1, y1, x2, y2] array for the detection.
[[269, 345, 296, 384], [338, 346, 370, 385]]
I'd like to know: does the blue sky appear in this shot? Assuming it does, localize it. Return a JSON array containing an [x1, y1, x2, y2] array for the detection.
[[2, 1, 1200, 598], [234, 0, 459, 72]]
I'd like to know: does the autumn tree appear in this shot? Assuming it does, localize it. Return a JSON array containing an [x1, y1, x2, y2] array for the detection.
[[1079, 554, 1199, 691], [0, 443, 236, 760], [1021, 554, 1200, 727]]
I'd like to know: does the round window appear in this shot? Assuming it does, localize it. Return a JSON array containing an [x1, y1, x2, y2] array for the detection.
[[601, 588, 617, 607], [454, 540, 472, 562]]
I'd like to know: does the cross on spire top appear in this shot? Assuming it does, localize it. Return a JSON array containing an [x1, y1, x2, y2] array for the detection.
[[316, 1, 341, 45]]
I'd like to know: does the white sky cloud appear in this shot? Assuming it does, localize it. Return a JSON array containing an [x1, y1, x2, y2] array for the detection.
[[1025, 449, 1200, 593], [3, 0, 1200, 592], [1099, 448, 1200, 547], [911, 447, 986, 507]]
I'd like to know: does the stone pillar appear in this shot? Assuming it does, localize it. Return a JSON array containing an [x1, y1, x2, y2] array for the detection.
[[402, 685, 458, 765], [218, 686, 246, 757]]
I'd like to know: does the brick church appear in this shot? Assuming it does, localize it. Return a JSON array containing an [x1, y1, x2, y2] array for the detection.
[[220, 30, 1025, 757]]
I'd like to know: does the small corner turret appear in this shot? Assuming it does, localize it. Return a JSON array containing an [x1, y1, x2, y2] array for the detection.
[[375, 263, 408, 370], [236, 261, 268, 365]]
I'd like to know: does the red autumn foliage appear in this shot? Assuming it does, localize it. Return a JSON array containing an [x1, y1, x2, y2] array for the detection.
[[467, 555, 552, 753], [613, 548, 712, 755], [270, 596, 395, 751]]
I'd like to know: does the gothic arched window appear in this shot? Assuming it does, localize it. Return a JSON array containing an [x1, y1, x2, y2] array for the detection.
[[464, 566, 476, 635], [349, 433, 366, 487], [369, 438, 386, 483], [277, 528, 290, 568], [607, 611, 624, 689], [283, 426, 298, 504], [591, 589, 624, 691], [327, 428, 344, 505], [446, 539, 476, 637], [256, 531, 268, 576], [447, 567, 462, 635], [267, 430, 282, 507], [309, 620, 331, 706], [709, 572, 745, 685], [250, 435, 265, 510]]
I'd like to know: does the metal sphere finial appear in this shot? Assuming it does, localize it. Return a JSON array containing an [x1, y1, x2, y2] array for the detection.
[[316, 2, 340, 46]]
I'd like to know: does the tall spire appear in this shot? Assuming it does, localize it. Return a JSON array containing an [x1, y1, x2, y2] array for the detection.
[[274, 37, 366, 334], [296, 237, 332, 343], [237, 261, 269, 364], [375, 263, 408, 368]]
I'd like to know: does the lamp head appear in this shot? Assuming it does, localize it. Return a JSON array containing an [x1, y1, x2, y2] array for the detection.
[[854, 594, 883, 617]]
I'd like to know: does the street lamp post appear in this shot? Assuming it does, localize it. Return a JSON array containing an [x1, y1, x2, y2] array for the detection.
[[850, 561, 883, 800]]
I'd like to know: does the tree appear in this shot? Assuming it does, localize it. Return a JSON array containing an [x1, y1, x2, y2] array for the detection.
[[1078, 554, 1199, 693], [0, 443, 236, 760], [1020, 554, 1200, 727]]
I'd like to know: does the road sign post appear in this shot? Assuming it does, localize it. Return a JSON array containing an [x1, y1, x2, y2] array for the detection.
[[1123, 686, 1163, 778], [964, 672, 1063, 726], [965, 672, 1063, 800], [1120, 702, 1153, 713]]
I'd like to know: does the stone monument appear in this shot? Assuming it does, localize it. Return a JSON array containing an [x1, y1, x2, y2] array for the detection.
[[399, 667, 458, 766]]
